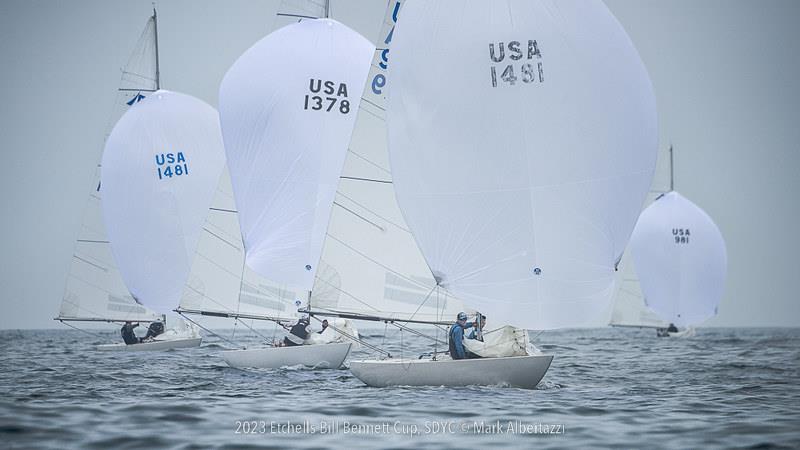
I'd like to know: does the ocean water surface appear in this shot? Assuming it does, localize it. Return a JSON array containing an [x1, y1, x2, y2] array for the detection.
[[1, 326, 798, 449]]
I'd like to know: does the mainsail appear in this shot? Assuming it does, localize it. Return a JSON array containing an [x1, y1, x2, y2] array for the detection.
[[58, 11, 161, 323], [218, 18, 373, 289], [630, 191, 727, 327], [100, 90, 226, 315], [386, 0, 658, 330]]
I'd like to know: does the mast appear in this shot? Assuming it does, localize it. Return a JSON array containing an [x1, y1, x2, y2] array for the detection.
[[325, 0, 330, 19], [153, 6, 161, 90], [669, 144, 674, 191]]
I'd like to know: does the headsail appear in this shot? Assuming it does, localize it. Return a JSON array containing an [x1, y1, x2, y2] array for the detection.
[[101, 90, 226, 315], [630, 192, 727, 327], [386, 0, 658, 329], [218, 18, 373, 292], [59, 11, 160, 323], [609, 250, 670, 328]]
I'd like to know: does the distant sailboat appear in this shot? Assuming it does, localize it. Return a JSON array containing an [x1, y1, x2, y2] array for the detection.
[[349, 0, 658, 389], [177, 1, 374, 369], [613, 146, 727, 337], [55, 9, 213, 351]]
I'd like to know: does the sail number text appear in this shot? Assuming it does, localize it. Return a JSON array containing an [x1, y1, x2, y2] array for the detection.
[[673, 228, 690, 244], [304, 79, 351, 114], [156, 152, 188, 180], [489, 40, 544, 88]]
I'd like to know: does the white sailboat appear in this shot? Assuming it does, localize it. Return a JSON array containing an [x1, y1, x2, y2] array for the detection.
[[349, 0, 658, 389], [56, 9, 195, 350], [612, 146, 727, 337], [57, 10, 220, 351], [629, 150, 727, 336], [177, 3, 374, 369]]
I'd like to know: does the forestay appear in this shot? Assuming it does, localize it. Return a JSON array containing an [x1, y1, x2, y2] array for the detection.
[[59, 13, 161, 323], [218, 19, 373, 292], [101, 90, 226, 314], [387, 0, 658, 329], [630, 192, 727, 327]]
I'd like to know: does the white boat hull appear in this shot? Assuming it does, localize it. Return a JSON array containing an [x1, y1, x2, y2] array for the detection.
[[350, 354, 554, 390], [222, 342, 352, 369], [95, 337, 202, 352]]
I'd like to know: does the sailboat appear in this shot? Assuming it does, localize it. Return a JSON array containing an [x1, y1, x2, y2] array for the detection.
[[56, 9, 216, 351], [348, 0, 659, 389], [176, 2, 374, 369], [629, 148, 728, 337]]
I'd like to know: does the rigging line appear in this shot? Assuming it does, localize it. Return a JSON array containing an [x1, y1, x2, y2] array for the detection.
[[209, 207, 237, 213], [309, 316, 390, 357], [339, 176, 392, 184], [347, 148, 391, 175], [335, 191, 411, 233], [391, 321, 447, 347], [324, 234, 432, 291], [405, 284, 438, 323], [176, 311, 241, 348], [234, 317, 271, 342], [360, 96, 385, 112], [59, 320, 108, 340], [333, 201, 385, 231], [76, 239, 110, 244]]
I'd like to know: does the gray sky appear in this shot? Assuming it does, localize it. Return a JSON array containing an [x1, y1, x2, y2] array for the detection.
[[1, 0, 798, 329]]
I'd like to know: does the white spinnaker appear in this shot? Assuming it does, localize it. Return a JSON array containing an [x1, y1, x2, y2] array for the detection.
[[179, 169, 306, 321], [387, 0, 657, 329], [101, 90, 226, 315], [630, 192, 727, 327], [59, 13, 160, 322], [219, 19, 373, 292]]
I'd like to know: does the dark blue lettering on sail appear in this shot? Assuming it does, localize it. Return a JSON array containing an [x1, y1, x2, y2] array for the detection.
[[304, 79, 351, 114], [155, 152, 189, 180], [489, 40, 544, 88]]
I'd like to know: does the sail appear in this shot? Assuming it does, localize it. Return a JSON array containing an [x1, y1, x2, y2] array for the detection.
[[59, 12, 160, 322], [100, 90, 226, 315], [386, 0, 657, 330], [179, 169, 307, 322], [630, 191, 727, 327], [609, 249, 670, 328], [275, 0, 327, 24], [218, 19, 373, 292]]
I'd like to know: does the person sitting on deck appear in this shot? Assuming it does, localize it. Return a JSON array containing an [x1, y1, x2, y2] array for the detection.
[[120, 321, 139, 345], [448, 312, 474, 360], [317, 319, 329, 334], [141, 321, 165, 342], [278, 317, 310, 347]]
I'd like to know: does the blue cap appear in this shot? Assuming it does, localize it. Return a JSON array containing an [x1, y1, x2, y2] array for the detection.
[[457, 312, 468, 321]]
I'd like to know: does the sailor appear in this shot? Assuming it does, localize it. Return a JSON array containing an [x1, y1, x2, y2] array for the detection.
[[448, 312, 474, 360], [667, 323, 678, 333], [280, 317, 310, 347], [317, 319, 329, 334], [468, 314, 486, 341], [120, 321, 139, 345], [141, 321, 165, 342]]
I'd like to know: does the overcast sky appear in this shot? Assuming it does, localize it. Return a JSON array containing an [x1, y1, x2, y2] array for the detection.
[[1, 0, 798, 329]]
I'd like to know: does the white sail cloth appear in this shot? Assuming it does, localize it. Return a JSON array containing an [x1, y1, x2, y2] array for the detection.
[[101, 90, 226, 314], [462, 326, 539, 358], [630, 191, 727, 327], [59, 13, 161, 323], [218, 19, 373, 292], [386, 0, 657, 329]]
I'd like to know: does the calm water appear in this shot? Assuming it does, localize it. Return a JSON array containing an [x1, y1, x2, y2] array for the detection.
[[1, 326, 798, 449]]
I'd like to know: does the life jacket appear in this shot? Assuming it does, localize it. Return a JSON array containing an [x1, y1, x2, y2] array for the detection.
[[286, 322, 309, 345]]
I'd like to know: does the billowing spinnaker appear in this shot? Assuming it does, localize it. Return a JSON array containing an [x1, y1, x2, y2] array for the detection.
[[101, 90, 226, 314], [630, 192, 727, 327], [387, 0, 657, 329], [218, 19, 374, 291]]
